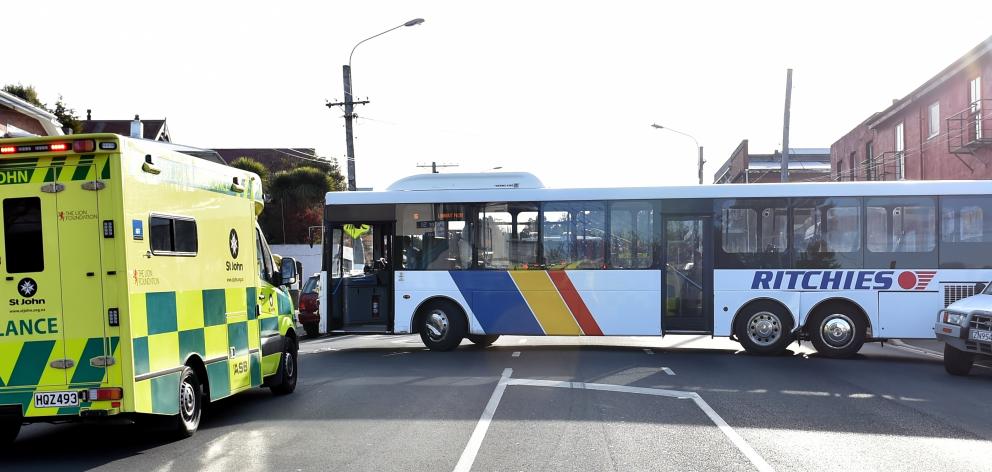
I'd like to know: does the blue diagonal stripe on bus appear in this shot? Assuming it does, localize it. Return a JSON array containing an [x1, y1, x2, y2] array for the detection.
[[448, 271, 544, 335]]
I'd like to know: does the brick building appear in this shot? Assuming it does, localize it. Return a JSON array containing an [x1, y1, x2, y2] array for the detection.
[[832, 35, 992, 181], [0, 90, 64, 137], [713, 139, 831, 183]]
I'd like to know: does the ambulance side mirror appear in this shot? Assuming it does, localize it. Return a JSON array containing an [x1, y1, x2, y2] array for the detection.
[[279, 257, 298, 287]]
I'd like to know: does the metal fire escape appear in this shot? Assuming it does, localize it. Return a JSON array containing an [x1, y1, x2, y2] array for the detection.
[[948, 99, 992, 154]]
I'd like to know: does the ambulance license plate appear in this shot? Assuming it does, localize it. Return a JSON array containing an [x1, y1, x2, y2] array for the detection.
[[34, 391, 79, 408]]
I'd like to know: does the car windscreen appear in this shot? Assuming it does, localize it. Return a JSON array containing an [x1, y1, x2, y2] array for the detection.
[[302, 276, 319, 293]]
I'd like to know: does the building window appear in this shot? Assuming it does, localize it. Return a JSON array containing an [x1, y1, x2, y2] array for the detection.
[[971, 76, 983, 140], [864, 141, 874, 181], [895, 122, 905, 180], [848, 153, 855, 180], [928, 101, 940, 139], [150, 215, 198, 255], [3, 197, 44, 273]]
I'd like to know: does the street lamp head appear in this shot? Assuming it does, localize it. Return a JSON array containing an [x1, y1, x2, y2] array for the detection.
[[404, 18, 425, 27], [651, 123, 664, 129]]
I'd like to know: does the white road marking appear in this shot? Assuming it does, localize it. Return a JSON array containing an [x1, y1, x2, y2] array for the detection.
[[643, 348, 654, 355], [661, 367, 675, 376], [455, 370, 773, 472], [512, 352, 521, 357], [453, 368, 513, 472], [888, 339, 992, 369]]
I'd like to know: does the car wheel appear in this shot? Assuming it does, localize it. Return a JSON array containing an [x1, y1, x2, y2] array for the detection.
[[807, 305, 867, 358], [270, 338, 298, 395], [466, 335, 500, 347], [171, 367, 203, 438], [0, 418, 20, 447], [944, 343, 974, 376], [734, 300, 795, 355], [418, 300, 467, 351]]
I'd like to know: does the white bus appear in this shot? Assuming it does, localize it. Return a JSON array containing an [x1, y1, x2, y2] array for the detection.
[[318, 172, 992, 358]]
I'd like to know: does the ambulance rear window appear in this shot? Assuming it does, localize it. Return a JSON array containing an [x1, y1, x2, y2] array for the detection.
[[3, 197, 44, 273], [149, 215, 198, 255]]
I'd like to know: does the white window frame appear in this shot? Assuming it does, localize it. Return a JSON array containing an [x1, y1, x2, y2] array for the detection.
[[928, 101, 940, 139], [895, 122, 905, 180]]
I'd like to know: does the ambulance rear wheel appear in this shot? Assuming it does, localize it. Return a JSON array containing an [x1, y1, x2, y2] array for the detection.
[[270, 338, 298, 395], [418, 300, 467, 351], [0, 418, 20, 446], [172, 367, 202, 438], [467, 335, 500, 347]]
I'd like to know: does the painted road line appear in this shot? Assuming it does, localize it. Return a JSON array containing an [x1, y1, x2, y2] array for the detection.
[[643, 348, 654, 355], [512, 352, 521, 358], [661, 367, 675, 376], [503, 378, 774, 472], [889, 339, 991, 369], [453, 368, 513, 472]]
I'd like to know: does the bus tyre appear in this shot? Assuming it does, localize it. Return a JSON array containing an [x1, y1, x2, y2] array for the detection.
[[172, 367, 203, 438], [467, 335, 500, 347], [944, 343, 974, 376], [271, 338, 299, 395], [0, 419, 20, 446], [807, 306, 866, 358], [734, 301, 794, 355], [418, 300, 467, 351]]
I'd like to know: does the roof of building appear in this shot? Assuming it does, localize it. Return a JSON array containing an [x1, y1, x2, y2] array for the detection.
[[0, 90, 64, 136], [869, 34, 992, 128], [81, 119, 170, 141], [211, 148, 331, 172]]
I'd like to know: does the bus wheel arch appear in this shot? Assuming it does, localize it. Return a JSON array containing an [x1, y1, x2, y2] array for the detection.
[[732, 298, 796, 355], [804, 299, 869, 358], [413, 297, 468, 351]]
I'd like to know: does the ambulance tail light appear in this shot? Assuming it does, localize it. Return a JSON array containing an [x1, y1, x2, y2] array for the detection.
[[87, 387, 123, 401], [0, 146, 14, 154], [73, 139, 96, 153], [49, 143, 68, 151]]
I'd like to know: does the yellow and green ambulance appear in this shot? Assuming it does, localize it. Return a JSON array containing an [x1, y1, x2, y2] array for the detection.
[[0, 133, 299, 442]]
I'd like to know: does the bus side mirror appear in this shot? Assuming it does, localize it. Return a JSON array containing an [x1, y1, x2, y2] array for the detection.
[[280, 257, 298, 286]]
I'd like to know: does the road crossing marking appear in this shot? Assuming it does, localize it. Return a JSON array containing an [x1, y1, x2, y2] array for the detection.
[[661, 367, 675, 375], [643, 348, 654, 355], [512, 352, 521, 357]]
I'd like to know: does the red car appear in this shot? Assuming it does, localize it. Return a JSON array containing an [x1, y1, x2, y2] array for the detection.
[[298, 274, 320, 337]]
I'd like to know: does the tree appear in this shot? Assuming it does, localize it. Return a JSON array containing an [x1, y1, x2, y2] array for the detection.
[[229, 157, 269, 185], [2, 84, 81, 134], [267, 167, 334, 244]]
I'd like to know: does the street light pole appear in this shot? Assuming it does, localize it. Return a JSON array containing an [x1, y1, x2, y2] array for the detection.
[[651, 123, 705, 185], [334, 18, 425, 191]]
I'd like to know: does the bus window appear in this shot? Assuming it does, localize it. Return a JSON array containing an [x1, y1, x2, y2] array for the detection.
[[542, 201, 605, 269], [609, 201, 655, 269], [940, 196, 992, 268], [792, 197, 862, 269], [865, 197, 937, 268], [477, 202, 539, 270], [395, 203, 475, 270], [715, 199, 787, 269]]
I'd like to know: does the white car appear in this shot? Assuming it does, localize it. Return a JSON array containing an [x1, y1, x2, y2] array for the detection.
[[935, 284, 992, 376]]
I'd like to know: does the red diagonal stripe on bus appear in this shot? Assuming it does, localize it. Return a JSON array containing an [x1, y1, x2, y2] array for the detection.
[[547, 271, 603, 336]]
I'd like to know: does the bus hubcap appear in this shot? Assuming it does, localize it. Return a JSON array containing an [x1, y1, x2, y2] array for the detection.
[[821, 314, 854, 349], [180, 380, 196, 421], [747, 312, 781, 347], [426, 311, 449, 341]]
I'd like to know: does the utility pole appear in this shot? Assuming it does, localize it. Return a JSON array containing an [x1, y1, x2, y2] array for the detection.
[[417, 162, 459, 173], [780, 68, 793, 183], [327, 68, 369, 192], [697, 146, 705, 185]]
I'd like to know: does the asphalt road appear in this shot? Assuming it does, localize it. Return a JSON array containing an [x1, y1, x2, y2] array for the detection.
[[6, 334, 992, 472]]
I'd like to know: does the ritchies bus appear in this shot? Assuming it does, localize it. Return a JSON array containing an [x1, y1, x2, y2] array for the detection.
[[317, 172, 991, 358]]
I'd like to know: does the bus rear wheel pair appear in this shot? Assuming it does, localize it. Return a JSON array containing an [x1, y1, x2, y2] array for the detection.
[[417, 300, 499, 351], [734, 301, 866, 358]]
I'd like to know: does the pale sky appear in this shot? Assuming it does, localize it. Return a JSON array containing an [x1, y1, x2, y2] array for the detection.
[[4, 1, 988, 190]]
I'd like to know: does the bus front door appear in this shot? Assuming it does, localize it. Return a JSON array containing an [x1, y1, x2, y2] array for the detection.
[[662, 215, 712, 333], [328, 222, 393, 333]]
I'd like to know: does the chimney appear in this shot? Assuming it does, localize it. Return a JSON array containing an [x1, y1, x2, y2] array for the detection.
[[130, 114, 143, 139], [86, 109, 91, 121]]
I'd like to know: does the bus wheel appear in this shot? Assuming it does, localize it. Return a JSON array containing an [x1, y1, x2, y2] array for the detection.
[[271, 338, 299, 395], [807, 306, 866, 358], [467, 335, 500, 347], [944, 344, 974, 376], [734, 301, 794, 355], [172, 367, 203, 438], [418, 300, 467, 351], [0, 418, 20, 446]]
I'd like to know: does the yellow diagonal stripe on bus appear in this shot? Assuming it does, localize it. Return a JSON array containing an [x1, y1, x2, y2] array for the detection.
[[510, 271, 583, 335]]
